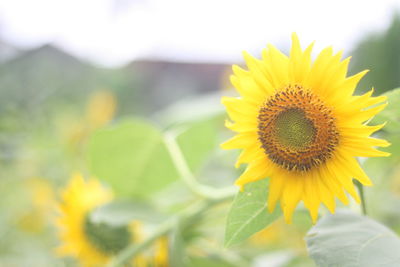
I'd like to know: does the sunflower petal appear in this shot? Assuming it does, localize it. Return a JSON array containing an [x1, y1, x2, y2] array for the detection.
[[234, 158, 272, 190]]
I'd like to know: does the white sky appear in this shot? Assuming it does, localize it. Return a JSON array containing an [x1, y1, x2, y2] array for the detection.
[[0, 0, 399, 67]]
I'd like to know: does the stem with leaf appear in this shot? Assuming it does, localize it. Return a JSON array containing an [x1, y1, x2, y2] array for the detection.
[[108, 196, 234, 267], [107, 130, 236, 267], [164, 130, 236, 200]]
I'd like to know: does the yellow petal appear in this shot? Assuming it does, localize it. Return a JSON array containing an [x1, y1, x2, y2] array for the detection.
[[222, 96, 258, 124], [342, 103, 388, 124], [339, 70, 369, 97], [342, 145, 390, 158], [289, 33, 314, 84], [268, 173, 284, 213], [305, 46, 334, 90], [315, 169, 336, 213], [230, 73, 265, 105], [302, 173, 321, 223], [220, 132, 258, 150], [281, 174, 303, 223], [235, 144, 264, 168], [235, 157, 272, 188], [326, 158, 360, 203], [225, 119, 257, 133], [339, 123, 386, 138], [336, 89, 387, 117], [319, 164, 349, 205], [242, 51, 275, 94], [261, 44, 289, 88]]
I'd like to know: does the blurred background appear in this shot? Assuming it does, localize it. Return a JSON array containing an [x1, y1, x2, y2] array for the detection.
[[1, 0, 400, 266]]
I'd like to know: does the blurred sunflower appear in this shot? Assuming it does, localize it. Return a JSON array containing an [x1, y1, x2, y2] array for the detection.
[[56, 173, 169, 267], [64, 90, 117, 151], [17, 178, 55, 233], [222, 33, 390, 223], [86, 90, 117, 129], [250, 217, 307, 252]]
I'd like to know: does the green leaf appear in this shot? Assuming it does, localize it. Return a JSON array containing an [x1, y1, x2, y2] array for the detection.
[[371, 87, 400, 133], [87, 119, 178, 197], [154, 91, 224, 126], [177, 118, 219, 172], [224, 179, 281, 247], [90, 200, 165, 226], [169, 225, 187, 267], [306, 210, 400, 267]]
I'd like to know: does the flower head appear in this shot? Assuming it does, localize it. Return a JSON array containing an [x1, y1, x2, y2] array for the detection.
[[222, 33, 390, 223], [55, 173, 169, 267]]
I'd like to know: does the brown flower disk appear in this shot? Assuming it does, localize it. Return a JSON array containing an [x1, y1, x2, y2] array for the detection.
[[257, 85, 339, 172]]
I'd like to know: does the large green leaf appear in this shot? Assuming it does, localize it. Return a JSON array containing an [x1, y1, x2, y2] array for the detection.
[[177, 118, 219, 172], [306, 210, 400, 267], [87, 119, 178, 197], [372, 87, 400, 133], [224, 179, 281, 247]]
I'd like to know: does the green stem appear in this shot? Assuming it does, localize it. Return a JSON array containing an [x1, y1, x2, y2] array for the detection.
[[355, 180, 367, 215], [107, 196, 234, 267], [108, 218, 175, 267], [108, 131, 238, 267], [163, 131, 236, 200]]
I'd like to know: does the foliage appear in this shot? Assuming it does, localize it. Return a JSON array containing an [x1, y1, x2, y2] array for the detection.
[[2, 24, 400, 267], [87, 119, 179, 198], [225, 179, 281, 247], [372, 87, 400, 134], [351, 13, 400, 94], [306, 210, 400, 267]]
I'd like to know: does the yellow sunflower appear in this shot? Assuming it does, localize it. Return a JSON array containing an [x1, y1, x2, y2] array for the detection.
[[56, 173, 169, 267], [86, 90, 117, 129], [222, 33, 390, 223]]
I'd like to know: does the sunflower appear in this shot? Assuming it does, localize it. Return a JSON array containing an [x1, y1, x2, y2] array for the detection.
[[64, 90, 116, 151], [86, 90, 117, 129], [222, 33, 390, 223], [56, 173, 169, 267]]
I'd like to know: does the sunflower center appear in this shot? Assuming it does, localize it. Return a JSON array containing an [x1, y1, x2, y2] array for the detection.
[[257, 85, 339, 172], [274, 108, 316, 149], [84, 214, 131, 255]]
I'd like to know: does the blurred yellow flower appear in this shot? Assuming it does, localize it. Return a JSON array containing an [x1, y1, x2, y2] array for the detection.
[[61, 90, 117, 152], [55, 173, 169, 267], [29, 178, 55, 209], [250, 219, 305, 252], [222, 33, 390, 223], [154, 237, 169, 267], [86, 90, 117, 129], [17, 178, 55, 233]]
